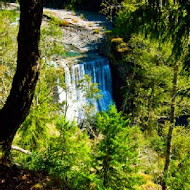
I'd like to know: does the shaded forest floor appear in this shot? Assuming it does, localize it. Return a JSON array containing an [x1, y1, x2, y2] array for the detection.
[[0, 164, 63, 190]]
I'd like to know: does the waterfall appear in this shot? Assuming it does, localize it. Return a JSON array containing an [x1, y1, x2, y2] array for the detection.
[[58, 58, 113, 122]]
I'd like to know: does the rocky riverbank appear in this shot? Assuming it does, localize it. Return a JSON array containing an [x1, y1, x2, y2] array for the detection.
[[44, 8, 112, 54]]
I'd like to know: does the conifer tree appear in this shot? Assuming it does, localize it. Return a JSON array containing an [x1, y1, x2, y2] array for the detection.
[[94, 106, 140, 189]]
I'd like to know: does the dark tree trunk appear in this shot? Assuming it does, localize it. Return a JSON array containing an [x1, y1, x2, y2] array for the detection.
[[103, 148, 109, 187], [0, 0, 43, 162], [162, 64, 178, 190]]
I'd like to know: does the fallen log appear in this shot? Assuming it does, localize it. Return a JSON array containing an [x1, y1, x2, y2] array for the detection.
[[11, 145, 31, 155]]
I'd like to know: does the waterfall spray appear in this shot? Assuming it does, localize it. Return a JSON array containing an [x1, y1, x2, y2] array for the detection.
[[59, 58, 113, 122]]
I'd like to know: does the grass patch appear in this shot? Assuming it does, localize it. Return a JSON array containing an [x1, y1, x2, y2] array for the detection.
[[43, 11, 70, 27], [94, 28, 100, 34]]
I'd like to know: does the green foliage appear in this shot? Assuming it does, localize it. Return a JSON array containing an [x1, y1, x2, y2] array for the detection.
[[2, 3, 189, 190], [115, 0, 190, 64], [14, 107, 143, 190], [0, 10, 18, 108], [101, 0, 124, 22], [14, 19, 65, 151], [107, 1, 190, 189], [111, 34, 173, 130], [171, 126, 190, 160], [14, 64, 65, 151], [64, 0, 102, 11], [94, 106, 142, 189], [79, 75, 101, 101], [16, 103, 51, 151], [109, 31, 190, 133], [80, 13, 85, 20], [40, 20, 65, 61], [43, 0, 102, 11], [44, 11, 71, 27], [168, 155, 190, 190], [76, 74, 102, 130], [19, 117, 93, 189]]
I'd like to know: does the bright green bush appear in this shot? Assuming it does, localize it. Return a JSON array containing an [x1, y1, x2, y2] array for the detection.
[[171, 126, 190, 160], [94, 105, 142, 189], [20, 116, 93, 189], [13, 15, 65, 151], [168, 155, 190, 190], [0, 10, 18, 108]]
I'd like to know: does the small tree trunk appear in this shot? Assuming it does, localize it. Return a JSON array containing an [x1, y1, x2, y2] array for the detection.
[[0, 0, 43, 163], [147, 81, 155, 133], [162, 63, 178, 190], [103, 148, 109, 186], [1, 138, 12, 164]]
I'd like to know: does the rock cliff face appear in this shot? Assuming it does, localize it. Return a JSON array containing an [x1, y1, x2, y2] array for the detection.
[[105, 35, 126, 111]]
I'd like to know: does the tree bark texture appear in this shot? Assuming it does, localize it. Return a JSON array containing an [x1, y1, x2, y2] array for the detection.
[[0, 0, 43, 160], [103, 148, 109, 187], [162, 64, 178, 190]]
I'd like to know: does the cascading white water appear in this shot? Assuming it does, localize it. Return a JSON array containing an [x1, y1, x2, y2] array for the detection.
[[58, 58, 113, 122]]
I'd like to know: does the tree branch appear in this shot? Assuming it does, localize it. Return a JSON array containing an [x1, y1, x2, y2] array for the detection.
[[11, 145, 31, 155]]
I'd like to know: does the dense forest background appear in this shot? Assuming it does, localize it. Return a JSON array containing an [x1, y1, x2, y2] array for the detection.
[[1, 0, 103, 10], [0, 0, 190, 189]]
